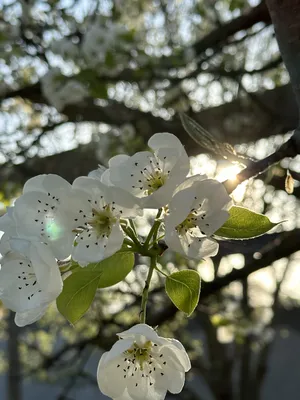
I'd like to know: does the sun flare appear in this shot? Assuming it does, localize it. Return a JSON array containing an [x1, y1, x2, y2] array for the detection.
[[216, 164, 243, 182]]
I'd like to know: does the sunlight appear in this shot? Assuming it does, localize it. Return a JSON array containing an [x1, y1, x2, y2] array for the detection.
[[216, 164, 243, 182]]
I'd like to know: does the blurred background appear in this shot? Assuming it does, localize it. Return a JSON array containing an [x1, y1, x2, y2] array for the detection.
[[1, 0, 300, 399]]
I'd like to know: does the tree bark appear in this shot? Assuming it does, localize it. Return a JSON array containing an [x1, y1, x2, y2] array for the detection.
[[7, 311, 21, 400], [266, 0, 300, 117]]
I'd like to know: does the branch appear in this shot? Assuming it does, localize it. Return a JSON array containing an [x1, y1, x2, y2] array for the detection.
[[193, 2, 271, 56], [224, 132, 300, 193], [148, 229, 300, 326]]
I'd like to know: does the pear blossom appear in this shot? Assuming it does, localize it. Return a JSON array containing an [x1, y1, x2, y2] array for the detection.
[[0, 174, 80, 260], [0, 238, 62, 327], [97, 324, 191, 400], [41, 69, 88, 111], [108, 133, 190, 208], [69, 177, 141, 265], [165, 176, 232, 259]]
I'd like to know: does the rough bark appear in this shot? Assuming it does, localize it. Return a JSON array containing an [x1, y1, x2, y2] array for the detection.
[[266, 0, 300, 116]]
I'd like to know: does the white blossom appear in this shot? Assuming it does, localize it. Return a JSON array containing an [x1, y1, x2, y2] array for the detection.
[[165, 175, 232, 259], [97, 324, 191, 400], [51, 38, 79, 60], [0, 238, 62, 327], [0, 174, 79, 260], [41, 69, 88, 111], [82, 20, 131, 70], [108, 133, 190, 208], [69, 177, 141, 265]]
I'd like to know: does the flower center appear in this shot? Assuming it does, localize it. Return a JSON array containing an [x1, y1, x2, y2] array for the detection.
[[176, 212, 198, 235], [125, 340, 152, 369], [146, 171, 167, 195], [89, 205, 117, 237]]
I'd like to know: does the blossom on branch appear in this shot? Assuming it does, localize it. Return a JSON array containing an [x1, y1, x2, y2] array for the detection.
[[108, 133, 190, 208], [0, 174, 79, 260], [70, 177, 142, 265], [0, 239, 62, 327], [165, 175, 232, 259], [97, 324, 191, 400]]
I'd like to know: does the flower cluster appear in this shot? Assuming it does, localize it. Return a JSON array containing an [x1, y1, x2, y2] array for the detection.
[[0, 133, 231, 327], [41, 68, 89, 111], [0, 132, 232, 399]]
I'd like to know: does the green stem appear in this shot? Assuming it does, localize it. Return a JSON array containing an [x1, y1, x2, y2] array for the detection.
[[122, 225, 141, 248], [129, 219, 138, 236], [140, 255, 157, 323], [143, 209, 163, 249], [154, 265, 169, 278]]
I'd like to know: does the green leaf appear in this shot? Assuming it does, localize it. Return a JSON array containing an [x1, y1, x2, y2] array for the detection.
[[57, 251, 134, 324], [56, 270, 100, 324], [215, 206, 278, 239], [88, 251, 135, 288], [165, 270, 201, 316]]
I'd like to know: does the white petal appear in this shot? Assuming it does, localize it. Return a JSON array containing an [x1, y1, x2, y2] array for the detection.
[[104, 223, 125, 258], [72, 230, 106, 264], [108, 154, 130, 168], [13, 192, 74, 259], [15, 304, 49, 327], [155, 366, 185, 394], [101, 169, 113, 186], [0, 212, 17, 236], [165, 185, 198, 228], [197, 209, 229, 236], [114, 389, 135, 400], [72, 223, 123, 264], [144, 149, 190, 209], [117, 324, 160, 342], [0, 233, 12, 256], [88, 165, 107, 179], [7, 237, 31, 256], [126, 371, 149, 400], [164, 224, 183, 254], [109, 151, 152, 196], [165, 227, 219, 259], [185, 236, 219, 259], [30, 242, 63, 295], [40, 174, 72, 193], [106, 186, 142, 218], [102, 338, 134, 365], [173, 174, 207, 196], [23, 175, 47, 193], [148, 132, 183, 152], [97, 354, 127, 398], [162, 341, 191, 372], [72, 176, 107, 197], [23, 174, 71, 194], [192, 179, 232, 213]]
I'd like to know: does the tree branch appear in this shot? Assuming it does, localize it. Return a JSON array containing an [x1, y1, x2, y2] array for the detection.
[[148, 229, 300, 326]]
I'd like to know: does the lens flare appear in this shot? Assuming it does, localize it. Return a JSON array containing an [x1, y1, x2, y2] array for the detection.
[[216, 165, 243, 182], [45, 220, 62, 240]]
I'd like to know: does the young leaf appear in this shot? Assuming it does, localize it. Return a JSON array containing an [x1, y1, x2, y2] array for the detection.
[[56, 270, 100, 325], [87, 251, 135, 288], [215, 206, 278, 239], [57, 251, 134, 324], [165, 270, 201, 316]]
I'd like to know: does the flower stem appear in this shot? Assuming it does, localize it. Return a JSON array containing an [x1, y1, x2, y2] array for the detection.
[[143, 209, 163, 249], [140, 255, 157, 324], [121, 225, 141, 248]]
